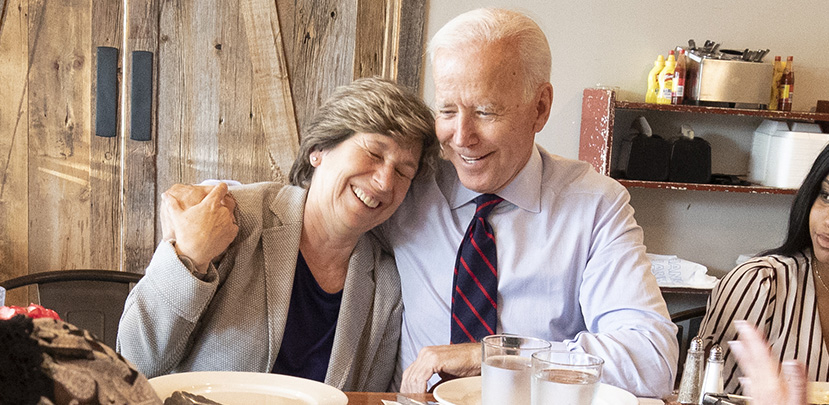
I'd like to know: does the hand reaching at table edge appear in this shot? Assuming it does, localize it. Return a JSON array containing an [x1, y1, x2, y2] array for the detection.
[[400, 342, 481, 394]]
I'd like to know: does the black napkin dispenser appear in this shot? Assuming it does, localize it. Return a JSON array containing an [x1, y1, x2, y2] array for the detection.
[[619, 133, 671, 181], [669, 136, 711, 183]]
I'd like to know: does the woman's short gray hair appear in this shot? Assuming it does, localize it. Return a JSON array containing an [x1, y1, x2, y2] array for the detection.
[[289, 77, 438, 188], [427, 8, 551, 100]]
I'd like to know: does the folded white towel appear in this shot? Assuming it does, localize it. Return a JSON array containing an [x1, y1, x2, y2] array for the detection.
[[648, 253, 718, 289]]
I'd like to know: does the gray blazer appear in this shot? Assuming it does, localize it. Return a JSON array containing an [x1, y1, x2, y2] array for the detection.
[[117, 182, 402, 391]]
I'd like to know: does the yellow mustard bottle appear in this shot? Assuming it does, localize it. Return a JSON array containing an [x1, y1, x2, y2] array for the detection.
[[657, 50, 676, 105], [646, 54, 665, 103]]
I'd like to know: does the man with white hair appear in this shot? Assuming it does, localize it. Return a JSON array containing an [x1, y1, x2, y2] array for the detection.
[[380, 8, 678, 398]]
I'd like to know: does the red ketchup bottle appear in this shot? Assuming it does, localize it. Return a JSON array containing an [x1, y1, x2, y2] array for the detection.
[[671, 49, 687, 105]]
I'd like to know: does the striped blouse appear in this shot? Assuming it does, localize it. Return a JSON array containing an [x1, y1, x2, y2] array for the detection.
[[698, 249, 829, 394]]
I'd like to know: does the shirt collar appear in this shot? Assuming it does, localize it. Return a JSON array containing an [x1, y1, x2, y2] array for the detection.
[[439, 144, 542, 213]]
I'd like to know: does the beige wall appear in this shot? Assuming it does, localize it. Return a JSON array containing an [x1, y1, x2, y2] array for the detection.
[[424, 0, 829, 275]]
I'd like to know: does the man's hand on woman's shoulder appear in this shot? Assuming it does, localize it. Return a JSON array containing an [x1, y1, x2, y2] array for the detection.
[[161, 182, 239, 274]]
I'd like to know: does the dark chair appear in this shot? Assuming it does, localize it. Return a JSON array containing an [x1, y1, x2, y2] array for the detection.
[[0, 270, 144, 349], [671, 306, 707, 389]]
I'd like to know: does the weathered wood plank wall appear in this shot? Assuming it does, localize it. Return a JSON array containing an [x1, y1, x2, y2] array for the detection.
[[277, 0, 357, 134], [397, 0, 426, 92], [354, 0, 393, 80], [241, 0, 299, 183], [0, 0, 29, 304], [27, 0, 94, 274], [122, 0, 160, 273], [90, 0, 124, 275]]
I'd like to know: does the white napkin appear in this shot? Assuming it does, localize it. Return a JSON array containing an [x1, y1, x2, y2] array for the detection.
[[648, 253, 718, 289]]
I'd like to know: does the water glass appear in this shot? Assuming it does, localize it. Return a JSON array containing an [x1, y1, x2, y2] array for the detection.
[[481, 334, 552, 405], [530, 350, 604, 405]]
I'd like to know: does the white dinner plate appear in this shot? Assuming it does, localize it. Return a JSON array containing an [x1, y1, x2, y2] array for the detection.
[[432, 376, 637, 405], [149, 371, 348, 404]]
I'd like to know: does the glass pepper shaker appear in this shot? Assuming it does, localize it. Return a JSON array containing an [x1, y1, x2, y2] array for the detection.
[[678, 336, 705, 405]]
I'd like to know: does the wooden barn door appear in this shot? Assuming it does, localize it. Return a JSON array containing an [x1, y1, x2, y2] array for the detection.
[[0, 0, 425, 300], [0, 0, 125, 288]]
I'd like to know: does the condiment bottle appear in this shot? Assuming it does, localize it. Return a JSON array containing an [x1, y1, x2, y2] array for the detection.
[[677, 336, 705, 405], [699, 344, 724, 405], [672, 49, 687, 105], [657, 50, 676, 105], [646, 54, 665, 104], [769, 56, 783, 110], [787, 56, 795, 108], [778, 56, 794, 111]]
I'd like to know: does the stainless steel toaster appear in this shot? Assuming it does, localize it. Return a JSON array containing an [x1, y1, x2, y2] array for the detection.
[[685, 52, 773, 107]]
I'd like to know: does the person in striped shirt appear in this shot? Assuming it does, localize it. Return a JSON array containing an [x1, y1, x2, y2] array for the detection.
[[699, 144, 829, 395]]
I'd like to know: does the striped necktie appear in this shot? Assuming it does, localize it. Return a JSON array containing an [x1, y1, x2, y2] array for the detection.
[[450, 193, 504, 343]]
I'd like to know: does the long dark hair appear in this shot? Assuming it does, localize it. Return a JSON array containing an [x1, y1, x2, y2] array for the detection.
[[764, 144, 829, 256]]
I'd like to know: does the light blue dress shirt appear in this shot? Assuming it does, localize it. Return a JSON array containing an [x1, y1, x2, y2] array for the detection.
[[380, 144, 678, 398]]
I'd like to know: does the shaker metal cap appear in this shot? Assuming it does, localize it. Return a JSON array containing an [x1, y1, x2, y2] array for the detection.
[[689, 336, 704, 352], [708, 344, 724, 361]]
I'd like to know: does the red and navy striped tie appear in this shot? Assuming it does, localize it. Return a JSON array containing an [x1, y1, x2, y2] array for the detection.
[[451, 193, 504, 344]]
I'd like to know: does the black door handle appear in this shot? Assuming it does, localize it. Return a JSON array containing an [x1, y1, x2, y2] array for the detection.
[[130, 51, 153, 141], [95, 47, 119, 138]]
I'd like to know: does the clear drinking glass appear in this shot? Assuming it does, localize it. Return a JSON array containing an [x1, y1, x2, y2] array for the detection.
[[481, 334, 552, 405], [530, 350, 604, 405]]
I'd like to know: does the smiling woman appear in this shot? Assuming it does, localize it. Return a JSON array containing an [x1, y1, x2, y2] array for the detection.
[[304, 132, 422, 239], [116, 77, 439, 392], [290, 78, 439, 188]]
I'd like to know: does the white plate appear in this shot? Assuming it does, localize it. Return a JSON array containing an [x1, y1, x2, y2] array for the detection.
[[149, 371, 348, 405], [432, 376, 637, 405], [433, 376, 482, 405]]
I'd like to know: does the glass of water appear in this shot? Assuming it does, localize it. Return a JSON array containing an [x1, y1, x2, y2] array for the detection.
[[531, 350, 604, 405], [481, 334, 551, 405]]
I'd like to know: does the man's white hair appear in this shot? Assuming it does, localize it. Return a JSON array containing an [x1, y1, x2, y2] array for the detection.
[[427, 8, 552, 100]]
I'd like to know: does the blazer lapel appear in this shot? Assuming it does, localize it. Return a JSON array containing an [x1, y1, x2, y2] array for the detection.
[[326, 235, 376, 388], [261, 185, 306, 369]]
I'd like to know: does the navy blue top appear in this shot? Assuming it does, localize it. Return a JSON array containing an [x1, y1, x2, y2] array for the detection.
[[271, 252, 343, 382]]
